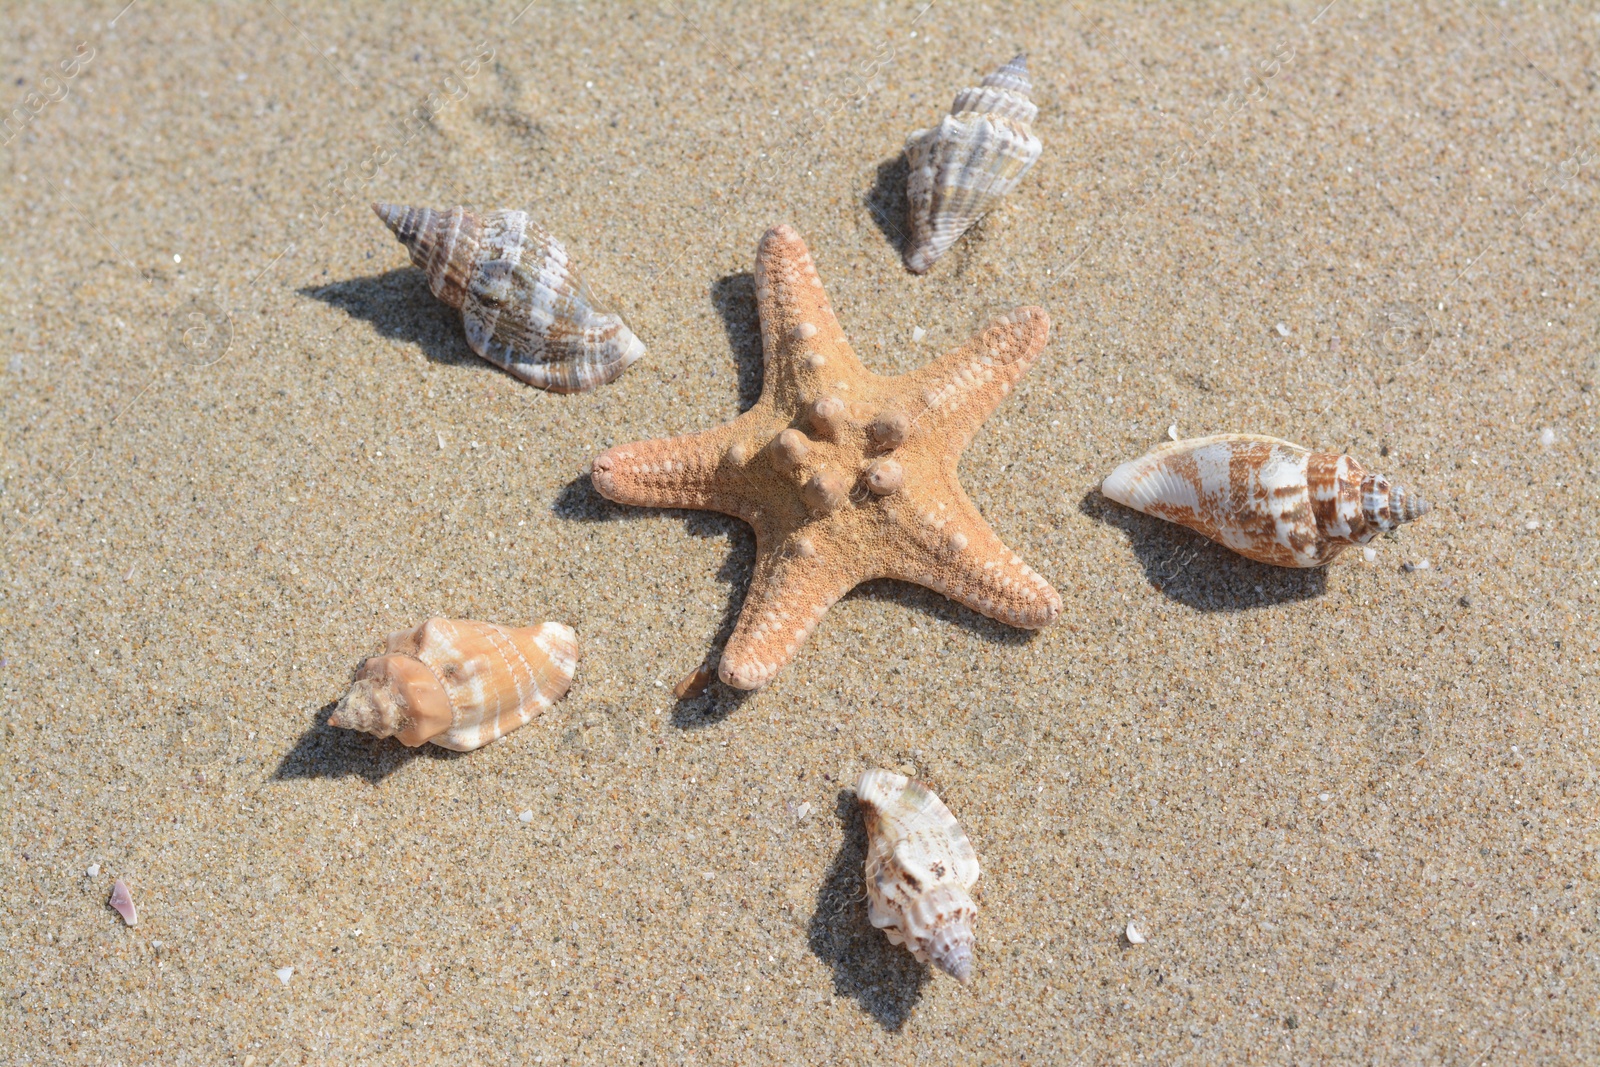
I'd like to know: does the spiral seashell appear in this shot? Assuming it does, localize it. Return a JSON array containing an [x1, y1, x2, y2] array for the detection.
[[330, 618, 578, 751], [902, 53, 1042, 274], [1101, 433, 1433, 567], [372, 203, 645, 393], [855, 769, 981, 983]]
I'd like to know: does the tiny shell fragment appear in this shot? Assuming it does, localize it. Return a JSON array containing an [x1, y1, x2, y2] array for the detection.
[[109, 878, 137, 927], [1126, 921, 1146, 944]]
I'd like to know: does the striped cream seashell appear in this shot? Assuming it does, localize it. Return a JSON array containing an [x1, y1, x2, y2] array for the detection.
[[903, 53, 1042, 273], [373, 203, 644, 393], [856, 768, 981, 983], [1101, 433, 1432, 567], [330, 618, 578, 751]]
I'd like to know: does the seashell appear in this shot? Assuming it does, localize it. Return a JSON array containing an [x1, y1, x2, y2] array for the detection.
[[330, 617, 578, 751], [903, 53, 1042, 274], [1101, 433, 1432, 567], [372, 203, 644, 393], [855, 769, 981, 983], [109, 877, 137, 926]]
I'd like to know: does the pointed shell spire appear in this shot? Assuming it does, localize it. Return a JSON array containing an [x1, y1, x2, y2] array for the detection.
[[902, 53, 1042, 273], [330, 618, 578, 751], [372, 203, 645, 393], [856, 769, 981, 983], [1101, 433, 1432, 567]]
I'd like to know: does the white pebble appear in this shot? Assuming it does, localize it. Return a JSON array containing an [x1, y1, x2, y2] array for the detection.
[[1524, 519, 1541, 531], [1275, 322, 1289, 337], [796, 801, 812, 821], [911, 326, 926, 343], [1361, 547, 1378, 562], [85, 863, 100, 878], [1319, 792, 1331, 803], [702, 871, 715, 882], [1539, 427, 1555, 447], [1125, 922, 1146, 945], [274, 966, 294, 985], [519, 809, 535, 824]]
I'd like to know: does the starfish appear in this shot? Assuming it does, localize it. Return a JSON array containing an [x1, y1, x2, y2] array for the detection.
[[591, 225, 1061, 690]]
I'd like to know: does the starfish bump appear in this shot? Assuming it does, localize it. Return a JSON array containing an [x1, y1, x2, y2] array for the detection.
[[592, 225, 1061, 690]]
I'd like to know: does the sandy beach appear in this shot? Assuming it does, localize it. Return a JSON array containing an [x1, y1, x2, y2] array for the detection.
[[3, 1, 1597, 1062]]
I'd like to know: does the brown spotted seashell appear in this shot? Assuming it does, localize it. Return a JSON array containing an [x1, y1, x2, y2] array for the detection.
[[330, 618, 578, 751], [903, 53, 1042, 273], [373, 203, 644, 392], [1101, 433, 1432, 567], [856, 769, 981, 983]]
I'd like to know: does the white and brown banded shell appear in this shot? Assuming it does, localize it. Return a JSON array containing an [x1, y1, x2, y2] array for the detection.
[[373, 203, 644, 393], [1101, 433, 1432, 567], [856, 769, 980, 983], [330, 618, 578, 751], [903, 53, 1042, 274]]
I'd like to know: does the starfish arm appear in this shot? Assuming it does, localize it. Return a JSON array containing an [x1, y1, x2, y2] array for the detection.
[[904, 307, 1050, 449], [717, 538, 859, 690], [880, 489, 1062, 629], [591, 422, 751, 519], [754, 225, 867, 391]]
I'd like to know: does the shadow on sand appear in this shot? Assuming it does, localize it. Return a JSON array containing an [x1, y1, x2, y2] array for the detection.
[[272, 699, 470, 785], [807, 789, 929, 1030], [1079, 488, 1327, 610]]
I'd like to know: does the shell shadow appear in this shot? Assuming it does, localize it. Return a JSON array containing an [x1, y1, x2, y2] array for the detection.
[[808, 788, 929, 1030], [864, 152, 911, 260], [1079, 488, 1328, 610], [710, 272, 765, 412], [297, 268, 485, 374], [271, 699, 468, 784]]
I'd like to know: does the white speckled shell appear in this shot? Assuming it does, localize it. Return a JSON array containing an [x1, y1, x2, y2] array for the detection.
[[373, 203, 644, 392], [1101, 433, 1432, 567], [855, 769, 980, 983], [331, 618, 578, 751], [903, 54, 1042, 273]]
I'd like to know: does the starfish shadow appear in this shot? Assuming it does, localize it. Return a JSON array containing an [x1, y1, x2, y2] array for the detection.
[[1079, 489, 1328, 611], [808, 788, 929, 1030], [297, 268, 490, 375], [847, 579, 1037, 644], [865, 152, 912, 261], [552, 473, 632, 523], [710, 272, 765, 412], [272, 700, 468, 784]]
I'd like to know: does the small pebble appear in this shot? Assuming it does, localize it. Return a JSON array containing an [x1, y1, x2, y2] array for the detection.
[[1167, 423, 1179, 442], [275, 966, 294, 985], [1401, 559, 1431, 573], [519, 809, 535, 824], [1539, 427, 1555, 447], [796, 801, 812, 821], [1362, 547, 1378, 563], [1275, 322, 1289, 337], [85, 863, 100, 878], [1126, 922, 1146, 945], [1524, 519, 1540, 531], [702, 871, 715, 882], [911, 326, 926, 343], [1319, 792, 1332, 803], [1458, 595, 1472, 608]]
